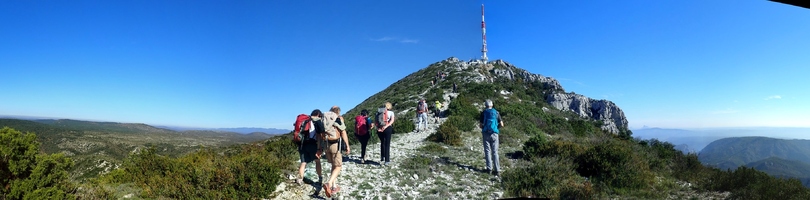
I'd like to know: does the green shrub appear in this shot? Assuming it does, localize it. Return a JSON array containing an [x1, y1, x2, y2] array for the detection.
[[99, 136, 296, 199], [701, 166, 810, 199], [1, 127, 76, 200], [427, 122, 462, 146], [446, 94, 479, 120], [445, 115, 475, 132], [502, 157, 594, 199], [393, 110, 415, 134], [522, 134, 547, 160], [526, 139, 587, 161], [419, 142, 448, 155], [575, 139, 652, 191]]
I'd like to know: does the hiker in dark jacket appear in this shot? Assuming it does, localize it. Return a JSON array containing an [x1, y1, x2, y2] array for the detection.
[[297, 109, 324, 185], [354, 109, 375, 164]]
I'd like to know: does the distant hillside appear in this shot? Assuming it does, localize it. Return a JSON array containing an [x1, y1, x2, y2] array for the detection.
[[0, 118, 272, 180], [156, 126, 290, 134], [745, 157, 810, 179], [699, 137, 810, 170]]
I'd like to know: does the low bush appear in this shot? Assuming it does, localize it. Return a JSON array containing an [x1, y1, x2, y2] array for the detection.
[[502, 157, 596, 199], [575, 139, 653, 192], [419, 142, 448, 155], [98, 136, 297, 199], [529, 139, 587, 161], [445, 115, 475, 132], [392, 110, 415, 134], [427, 122, 462, 146]]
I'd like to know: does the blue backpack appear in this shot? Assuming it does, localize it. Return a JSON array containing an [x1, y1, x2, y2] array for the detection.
[[483, 108, 499, 134]]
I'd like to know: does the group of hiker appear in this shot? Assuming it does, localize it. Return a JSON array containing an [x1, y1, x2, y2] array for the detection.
[[292, 102, 396, 198], [292, 98, 503, 198]]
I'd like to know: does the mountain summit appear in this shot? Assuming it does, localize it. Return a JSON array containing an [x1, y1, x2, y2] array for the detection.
[[345, 57, 629, 135]]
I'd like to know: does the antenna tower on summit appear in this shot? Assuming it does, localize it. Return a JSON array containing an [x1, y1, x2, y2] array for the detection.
[[481, 4, 488, 63]]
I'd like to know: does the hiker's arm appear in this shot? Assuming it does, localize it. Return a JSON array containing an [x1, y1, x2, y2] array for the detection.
[[498, 112, 504, 127], [335, 116, 346, 131], [342, 129, 350, 154], [387, 114, 396, 129]]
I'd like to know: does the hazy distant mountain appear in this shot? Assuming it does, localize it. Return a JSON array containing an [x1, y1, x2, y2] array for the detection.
[[632, 127, 810, 153], [155, 126, 290, 134], [699, 137, 810, 170], [745, 157, 810, 179]]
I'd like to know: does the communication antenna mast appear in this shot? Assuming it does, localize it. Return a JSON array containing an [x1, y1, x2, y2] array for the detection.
[[481, 4, 488, 63]]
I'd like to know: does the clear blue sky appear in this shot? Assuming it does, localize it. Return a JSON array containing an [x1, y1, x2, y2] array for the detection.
[[2, 0, 809, 129]]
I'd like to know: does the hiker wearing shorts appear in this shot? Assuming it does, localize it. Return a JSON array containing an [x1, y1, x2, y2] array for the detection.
[[479, 99, 504, 176], [376, 102, 395, 166], [318, 106, 350, 197], [297, 109, 324, 185], [416, 99, 428, 132]]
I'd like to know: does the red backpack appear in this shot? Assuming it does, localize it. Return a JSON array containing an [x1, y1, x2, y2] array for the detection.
[[292, 114, 312, 144], [355, 115, 368, 136]]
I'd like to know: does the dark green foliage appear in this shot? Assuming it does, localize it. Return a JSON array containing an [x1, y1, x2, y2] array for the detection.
[[392, 110, 415, 134], [526, 139, 586, 161], [446, 94, 479, 120], [98, 135, 297, 199], [641, 139, 679, 171], [502, 157, 597, 199], [521, 134, 547, 161], [1, 127, 76, 200], [445, 115, 474, 132], [575, 139, 652, 191], [703, 167, 810, 200], [568, 119, 602, 137], [419, 142, 448, 155], [427, 121, 462, 146]]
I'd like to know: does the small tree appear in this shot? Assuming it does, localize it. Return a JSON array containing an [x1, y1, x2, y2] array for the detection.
[[1, 127, 76, 199]]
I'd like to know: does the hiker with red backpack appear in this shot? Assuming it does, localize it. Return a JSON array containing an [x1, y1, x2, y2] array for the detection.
[[354, 109, 375, 164], [416, 99, 428, 132], [318, 106, 350, 198], [294, 109, 324, 185], [376, 102, 396, 166], [480, 99, 504, 176]]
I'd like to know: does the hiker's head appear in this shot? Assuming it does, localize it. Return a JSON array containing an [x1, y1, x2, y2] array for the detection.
[[330, 106, 341, 115], [384, 102, 392, 110], [361, 109, 369, 116], [311, 109, 323, 117], [485, 99, 493, 108]]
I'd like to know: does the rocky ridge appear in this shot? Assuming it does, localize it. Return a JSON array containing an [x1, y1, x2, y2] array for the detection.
[[443, 58, 628, 134]]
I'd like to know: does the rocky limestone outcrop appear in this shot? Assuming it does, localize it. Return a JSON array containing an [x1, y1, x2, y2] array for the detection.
[[546, 92, 628, 134], [439, 57, 629, 134]]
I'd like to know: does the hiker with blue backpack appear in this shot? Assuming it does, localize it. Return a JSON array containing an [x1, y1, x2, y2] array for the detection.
[[480, 99, 504, 176], [354, 109, 375, 164]]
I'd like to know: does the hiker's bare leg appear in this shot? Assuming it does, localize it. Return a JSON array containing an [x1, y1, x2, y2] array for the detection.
[[315, 159, 322, 179], [298, 162, 307, 178], [329, 166, 342, 186]]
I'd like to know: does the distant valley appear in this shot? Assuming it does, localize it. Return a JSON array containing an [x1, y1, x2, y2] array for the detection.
[[0, 118, 276, 180]]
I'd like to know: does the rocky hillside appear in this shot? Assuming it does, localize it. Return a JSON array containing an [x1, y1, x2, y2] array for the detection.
[[341, 57, 629, 135]]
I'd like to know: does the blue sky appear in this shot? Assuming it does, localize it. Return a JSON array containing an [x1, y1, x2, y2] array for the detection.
[[1, 0, 809, 129]]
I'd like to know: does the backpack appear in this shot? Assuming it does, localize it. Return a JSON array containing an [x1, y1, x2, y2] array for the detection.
[[355, 115, 369, 136], [482, 108, 499, 133], [417, 102, 427, 113], [376, 108, 389, 128], [292, 114, 312, 144]]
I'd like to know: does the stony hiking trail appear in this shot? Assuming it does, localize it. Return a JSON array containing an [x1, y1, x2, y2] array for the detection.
[[270, 90, 506, 200]]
